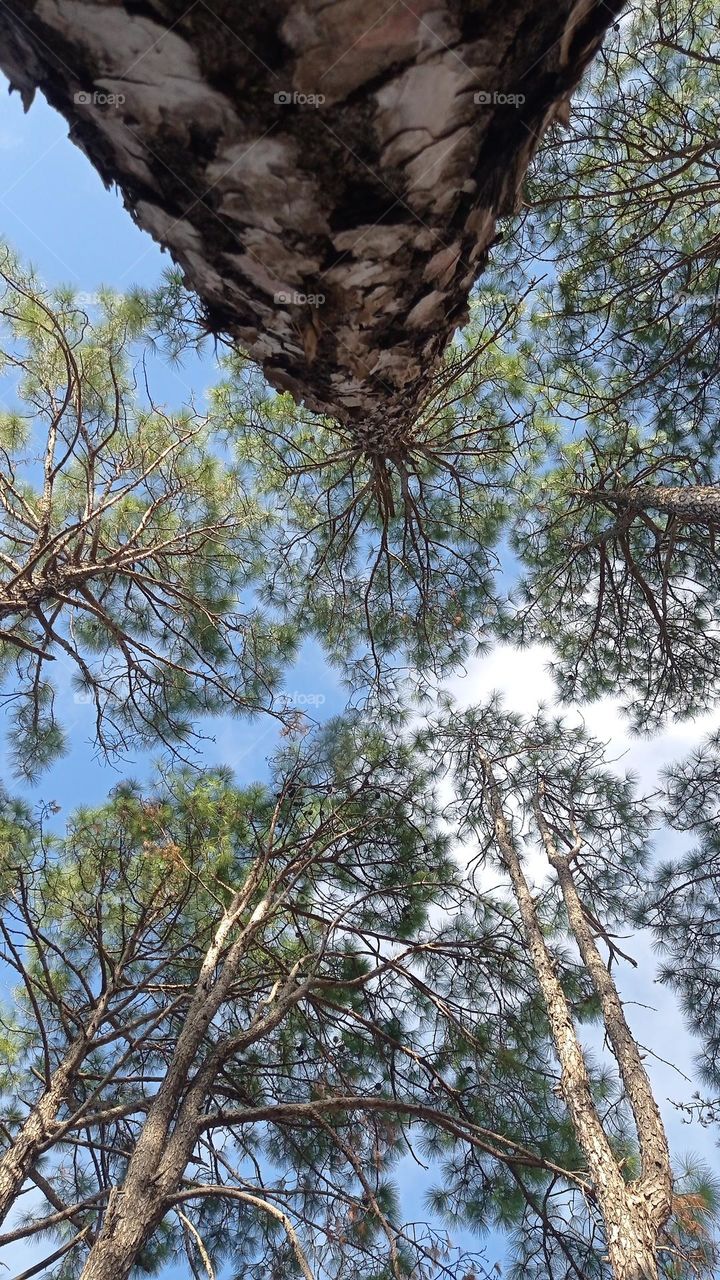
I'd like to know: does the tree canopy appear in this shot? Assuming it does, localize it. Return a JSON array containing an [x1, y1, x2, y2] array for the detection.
[[4, 1, 720, 1278], [0, 718, 579, 1280], [498, 0, 720, 727], [0, 251, 295, 776]]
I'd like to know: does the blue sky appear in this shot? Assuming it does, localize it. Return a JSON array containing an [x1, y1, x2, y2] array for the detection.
[[0, 82, 157, 298], [0, 70, 718, 1280]]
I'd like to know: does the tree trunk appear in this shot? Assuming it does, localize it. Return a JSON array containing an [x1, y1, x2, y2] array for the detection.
[[584, 484, 720, 525], [0, 991, 113, 1227], [0, 0, 624, 436], [0, 1063, 74, 1226], [477, 752, 670, 1280], [73, 1115, 180, 1280], [533, 797, 672, 1270]]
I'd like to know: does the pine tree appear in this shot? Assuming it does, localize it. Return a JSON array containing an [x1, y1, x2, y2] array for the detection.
[[0, 250, 295, 776], [497, 0, 720, 727], [205, 286, 544, 685], [0, 719, 524, 1280], [0, 0, 621, 431], [645, 733, 720, 1097], [424, 697, 715, 1280]]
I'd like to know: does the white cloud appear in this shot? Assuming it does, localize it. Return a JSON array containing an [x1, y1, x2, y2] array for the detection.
[[449, 641, 720, 789]]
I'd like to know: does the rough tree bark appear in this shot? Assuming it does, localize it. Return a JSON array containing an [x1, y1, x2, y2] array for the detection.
[[477, 751, 673, 1280], [0, 989, 114, 1228], [0, 1054, 82, 1227], [0, 0, 624, 440], [584, 485, 720, 526]]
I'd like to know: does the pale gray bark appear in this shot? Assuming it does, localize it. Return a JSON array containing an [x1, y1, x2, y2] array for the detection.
[[533, 793, 673, 1277], [0, 1060, 74, 1226], [477, 751, 672, 1280]]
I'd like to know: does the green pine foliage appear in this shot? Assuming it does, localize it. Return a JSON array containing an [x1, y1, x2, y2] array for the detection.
[[4, 1, 720, 1275], [0, 248, 296, 776]]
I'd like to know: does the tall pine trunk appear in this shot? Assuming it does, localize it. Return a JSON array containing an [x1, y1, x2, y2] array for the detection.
[[477, 752, 672, 1280], [75, 889, 306, 1280]]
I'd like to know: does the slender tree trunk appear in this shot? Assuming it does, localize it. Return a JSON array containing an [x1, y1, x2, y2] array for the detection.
[[533, 797, 672, 1242], [477, 751, 670, 1280], [0, 1061, 74, 1225], [583, 484, 720, 525], [0, 993, 112, 1226]]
